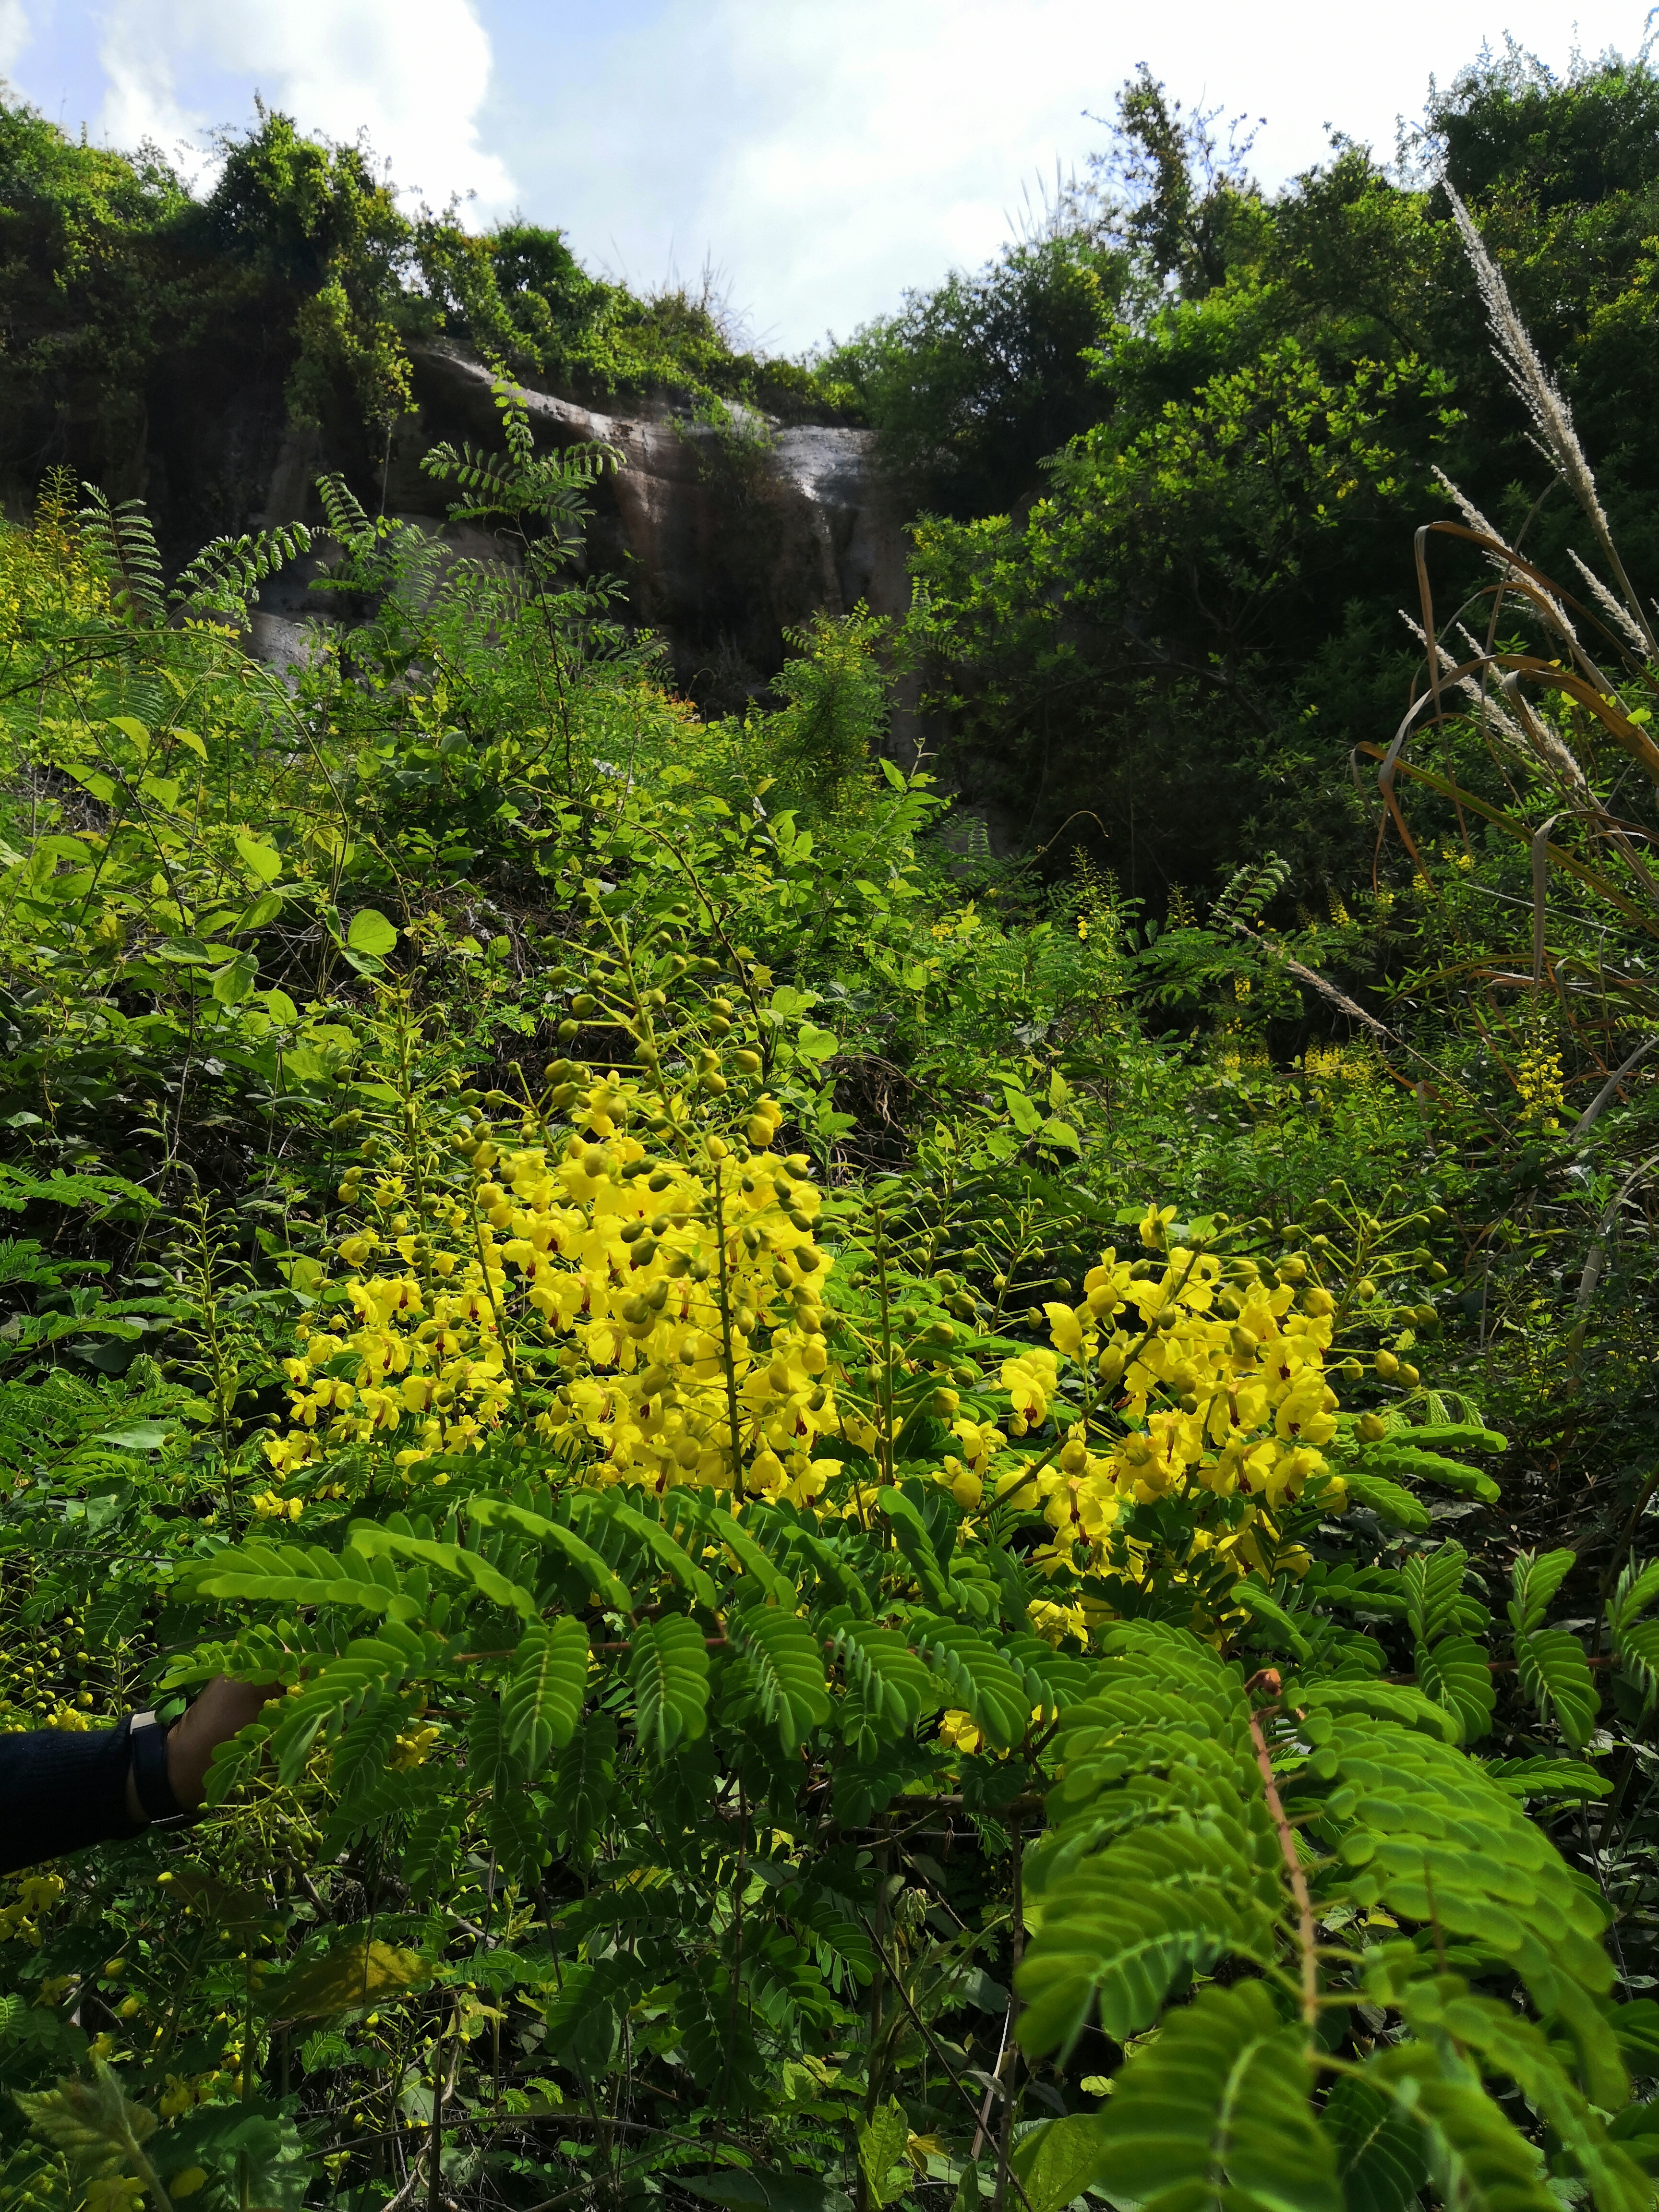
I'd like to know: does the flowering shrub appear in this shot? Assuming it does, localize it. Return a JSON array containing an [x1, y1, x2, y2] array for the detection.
[[249, 1021, 1378, 1672]]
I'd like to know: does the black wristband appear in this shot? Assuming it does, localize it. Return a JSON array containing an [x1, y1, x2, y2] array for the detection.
[[128, 1712, 192, 1829]]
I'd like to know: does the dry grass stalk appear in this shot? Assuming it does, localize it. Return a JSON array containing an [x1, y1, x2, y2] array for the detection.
[[1446, 185, 1656, 656]]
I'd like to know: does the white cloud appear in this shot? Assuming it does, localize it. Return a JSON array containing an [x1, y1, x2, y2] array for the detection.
[[94, 0, 514, 216], [9, 0, 1645, 352], [484, 0, 1647, 352], [0, 0, 30, 78]]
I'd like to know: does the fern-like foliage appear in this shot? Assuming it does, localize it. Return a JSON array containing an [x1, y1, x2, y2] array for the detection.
[[76, 486, 165, 626], [1013, 1622, 1648, 2212], [169, 521, 313, 621], [1212, 849, 1293, 929], [420, 375, 620, 574], [160, 1412, 1659, 2207], [314, 470, 377, 554]]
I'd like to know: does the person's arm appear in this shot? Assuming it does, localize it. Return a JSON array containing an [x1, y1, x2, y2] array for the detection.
[[0, 1679, 276, 1877]]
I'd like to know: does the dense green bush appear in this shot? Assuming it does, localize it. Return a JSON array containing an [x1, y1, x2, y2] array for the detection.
[[834, 49, 1659, 891]]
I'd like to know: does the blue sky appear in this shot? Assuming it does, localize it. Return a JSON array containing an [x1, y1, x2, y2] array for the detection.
[[0, 0, 1649, 353]]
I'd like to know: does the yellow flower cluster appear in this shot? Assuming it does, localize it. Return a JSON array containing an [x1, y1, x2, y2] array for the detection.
[[1301, 1041, 1374, 1093], [1515, 1035, 1566, 1125], [251, 1490, 305, 1521], [267, 1082, 843, 1502], [263, 1038, 1347, 1647], [998, 1224, 1346, 1591], [0, 1874, 64, 1948], [160, 2069, 230, 2120]]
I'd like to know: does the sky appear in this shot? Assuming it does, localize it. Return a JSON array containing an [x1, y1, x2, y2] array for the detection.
[[1, 0, 1653, 353]]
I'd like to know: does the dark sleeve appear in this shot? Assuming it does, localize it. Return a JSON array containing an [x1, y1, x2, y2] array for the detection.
[[0, 1717, 144, 1875]]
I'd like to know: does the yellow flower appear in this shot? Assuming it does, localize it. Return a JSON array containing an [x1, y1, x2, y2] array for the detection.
[[1044, 1301, 1087, 1358], [1001, 1349, 1058, 1427], [938, 1709, 983, 1755], [1138, 1202, 1177, 1250]]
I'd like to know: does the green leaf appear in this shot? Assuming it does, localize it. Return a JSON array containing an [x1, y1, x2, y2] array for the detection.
[[490, 1783, 551, 1886], [234, 890, 284, 931], [1319, 2076, 1427, 2212], [734, 1607, 831, 1753], [1231, 1577, 1310, 1658], [1299, 1679, 1458, 1743], [348, 1524, 537, 1618], [548, 1711, 617, 1862], [1516, 1628, 1599, 1751], [584, 1491, 715, 1605], [912, 1619, 1031, 1752], [403, 1799, 460, 1901], [345, 907, 398, 957], [1016, 1846, 1255, 2053], [1482, 1755, 1610, 1803], [329, 1695, 406, 1807], [1090, 1980, 1340, 2212], [91, 1420, 170, 1451], [1379, 2072, 1554, 2212], [275, 1939, 430, 2020], [830, 1617, 944, 1738], [1364, 1446, 1500, 1503], [1611, 1558, 1659, 1635], [630, 1615, 712, 1758], [211, 951, 259, 1005], [1401, 1543, 1469, 1647], [1414, 1635, 1496, 1743], [185, 1540, 416, 1620], [1401, 1424, 1508, 1453], [1339, 1472, 1431, 1533], [502, 1618, 590, 1773], [464, 1496, 633, 1611], [1002, 1087, 1045, 1136], [1509, 1548, 1575, 1636], [17, 2060, 158, 2179], [1610, 1998, 1659, 2071], [234, 833, 283, 882], [1395, 1984, 1645, 2212], [1009, 2115, 1110, 2212], [875, 1487, 952, 1608], [266, 1626, 435, 1782], [856, 2098, 911, 2208]]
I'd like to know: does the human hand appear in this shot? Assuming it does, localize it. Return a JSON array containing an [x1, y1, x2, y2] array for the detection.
[[124, 1679, 280, 1822]]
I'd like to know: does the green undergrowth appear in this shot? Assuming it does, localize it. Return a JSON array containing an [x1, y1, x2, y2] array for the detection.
[[0, 370, 1657, 2212]]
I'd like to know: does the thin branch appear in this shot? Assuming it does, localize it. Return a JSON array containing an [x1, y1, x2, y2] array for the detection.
[[1242, 1681, 1319, 2034]]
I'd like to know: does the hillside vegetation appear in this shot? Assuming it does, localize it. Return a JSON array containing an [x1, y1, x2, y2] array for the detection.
[[832, 47, 1659, 886], [2, 36, 1659, 2212]]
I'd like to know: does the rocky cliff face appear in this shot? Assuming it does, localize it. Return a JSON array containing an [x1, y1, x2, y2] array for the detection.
[[246, 341, 912, 712]]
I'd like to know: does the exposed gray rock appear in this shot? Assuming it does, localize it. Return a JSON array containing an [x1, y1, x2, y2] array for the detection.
[[357, 344, 914, 708], [249, 343, 911, 709]]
